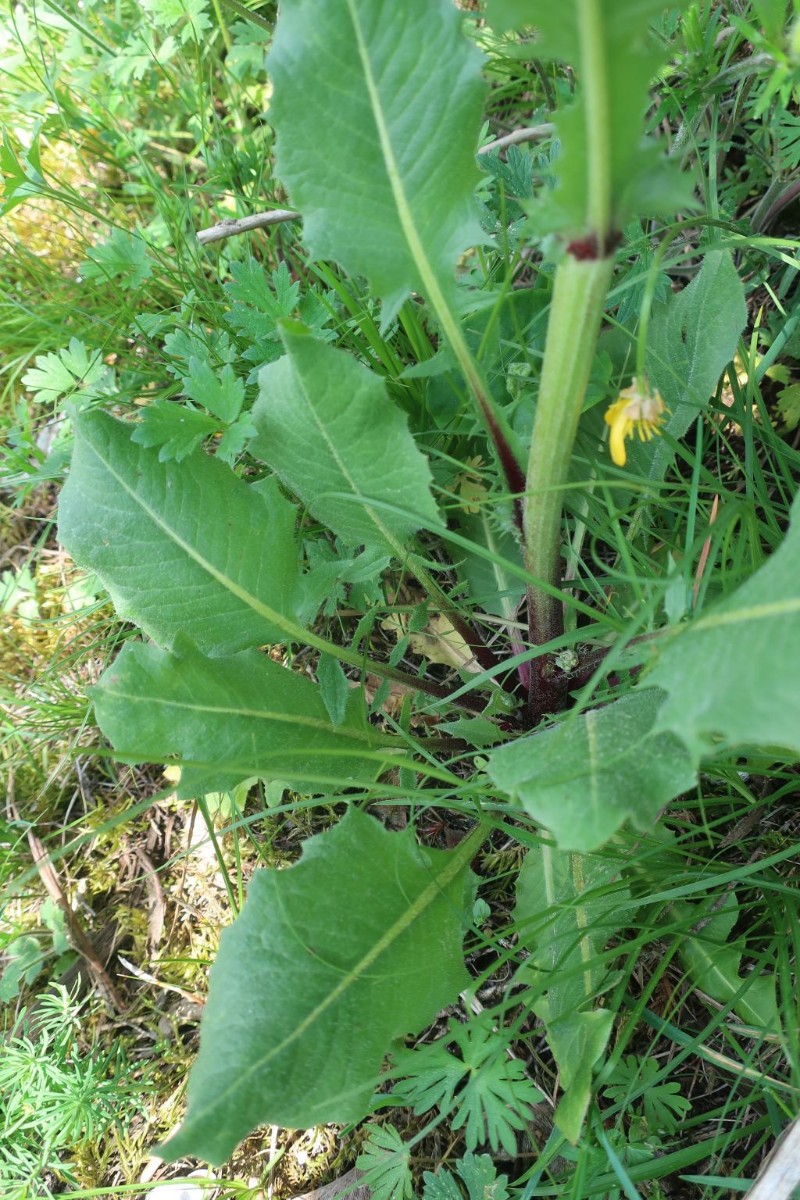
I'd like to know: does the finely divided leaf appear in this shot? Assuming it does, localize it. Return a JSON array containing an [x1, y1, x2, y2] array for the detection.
[[650, 491, 800, 760], [92, 638, 392, 797], [162, 809, 477, 1163], [486, 690, 696, 851], [268, 0, 485, 316], [182, 358, 245, 424], [130, 400, 219, 462], [58, 410, 300, 654], [251, 324, 439, 554]]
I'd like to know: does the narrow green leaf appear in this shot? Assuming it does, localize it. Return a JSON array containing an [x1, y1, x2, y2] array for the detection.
[[547, 1010, 615, 1142], [58, 409, 300, 655], [92, 638, 392, 797], [649, 493, 800, 761], [638, 249, 747, 480], [486, 690, 696, 851], [515, 845, 626, 1141], [251, 324, 439, 554], [268, 0, 485, 317], [162, 809, 478, 1163]]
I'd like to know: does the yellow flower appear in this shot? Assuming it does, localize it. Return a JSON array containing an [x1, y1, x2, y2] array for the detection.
[[604, 382, 667, 467]]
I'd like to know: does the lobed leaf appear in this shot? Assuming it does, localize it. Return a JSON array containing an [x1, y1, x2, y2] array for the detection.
[[162, 809, 477, 1163], [676, 893, 778, 1030], [267, 0, 485, 318], [92, 638, 394, 797], [650, 491, 800, 761], [636, 249, 747, 480], [58, 409, 301, 655], [486, 690, 696, 851], [251, 323, 439, 554]]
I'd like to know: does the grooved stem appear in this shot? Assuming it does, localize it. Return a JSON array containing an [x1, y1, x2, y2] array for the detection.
[[523, 255, 614, 720]]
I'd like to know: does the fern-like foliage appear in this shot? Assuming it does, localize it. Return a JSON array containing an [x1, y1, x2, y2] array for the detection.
[[389, 1012, 543, 1156]]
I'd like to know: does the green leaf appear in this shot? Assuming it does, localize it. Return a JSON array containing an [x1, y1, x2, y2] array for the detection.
[[268, 0, 485, 317], [639, 250, 747, 480], [225, 258, 299, 324], [486, 690, 696, 851], [21, 338, 115, 407], [456, 512, 525, 620], [392, 1013, 543, 1157], [438, 716, 508, 749], [182, 358, 245, 424], [250, 323, 440, 554], [777, 381, 800, 431], [422, 1168, 463, 1200], [546, 1010, 615, 1142], [603, 1056, 690, 1131], [131, 400, 220, 462], [0, 935, 44, 1002], [162, 809, 477, 1163], [750, 0, 788, 43], [457, 1152, 509, 1200], [92, 638, 392, 797], [649, 492, 800, 761], [316, 654, 350, 727], [491, 1, 692, 234], [80, 227, 153, 288], [515, 845, 626, 1140], [358, 1126, 414, 1200], [215, 412, 258, 465], [676, 893, 778, 1030], [422, 1155, 509, 1200], [58, 410, 301, 655]]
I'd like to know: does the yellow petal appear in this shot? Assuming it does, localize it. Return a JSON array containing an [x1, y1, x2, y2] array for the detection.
[[609, 415, 630, 466]]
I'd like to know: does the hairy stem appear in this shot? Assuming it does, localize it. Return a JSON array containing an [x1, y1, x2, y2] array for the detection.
[[523, 255, 614, 719]]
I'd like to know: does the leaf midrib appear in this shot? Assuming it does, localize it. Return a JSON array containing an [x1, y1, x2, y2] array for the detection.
[[184, 825, 480, 1135], [344, 0, 454, 324], [102, 686, 377, 744], [85, 424, 308, 644], [286, 349, 405, 556]]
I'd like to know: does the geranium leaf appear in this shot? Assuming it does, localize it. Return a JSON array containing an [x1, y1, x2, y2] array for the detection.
[[486, 690, 696, 851], [251, 323, 439, 554], [92, 638, 394, 797], [131, 400, 219, 462], [58, 409, 301, 655], [267, 0, 485, 318], [182, 357, 245, 424], [161, 809, 478, 1163]]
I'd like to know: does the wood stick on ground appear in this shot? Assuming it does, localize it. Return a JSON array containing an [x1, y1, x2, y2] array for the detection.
[[195, 125, 555, 245], [196, 208, 300, 244], [743, 1114, 800, 1200]]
